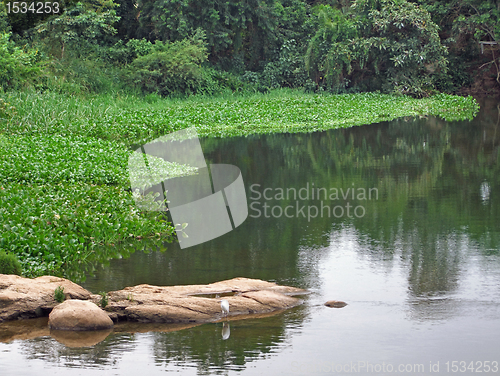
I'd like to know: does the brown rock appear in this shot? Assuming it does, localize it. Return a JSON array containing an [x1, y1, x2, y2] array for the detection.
[[0, 274, 92, 322], [241, 290, 301, 309], [49, 300, 114, 331], [325, 300, 348, 308], [0, 275, 308, 325], [125, 304, 213, 323], [106, 278, 308, 323]]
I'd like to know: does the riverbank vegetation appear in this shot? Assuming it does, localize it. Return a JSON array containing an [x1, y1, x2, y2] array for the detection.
[[0, 0, 489, 278], [2, 0, 500, 97]]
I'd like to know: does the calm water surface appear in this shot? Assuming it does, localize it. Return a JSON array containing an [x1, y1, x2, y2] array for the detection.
[[1, 100, 500, 375]]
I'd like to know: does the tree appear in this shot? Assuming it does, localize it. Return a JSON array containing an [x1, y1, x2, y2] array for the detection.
[[0, 2, 11, 34], [305, 4, 360, 91], [305, 0, 449, 96], [453, 0, 500, 86], [0, 32, 42, 89], [34, 1, 120, 59], [131, 0, 279, 70]]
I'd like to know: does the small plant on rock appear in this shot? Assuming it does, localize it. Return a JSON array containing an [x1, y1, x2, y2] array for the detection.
[[54, 286, 65, 303], [99, 291, 108, 308]]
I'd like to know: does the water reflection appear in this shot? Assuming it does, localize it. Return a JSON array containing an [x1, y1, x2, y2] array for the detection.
[[221, 322, 230, 340], [50, 328, 112, 348], [19, 331, 136, 368]]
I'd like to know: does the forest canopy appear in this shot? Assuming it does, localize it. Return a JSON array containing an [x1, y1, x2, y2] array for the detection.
[[1, 0, 500, 97]]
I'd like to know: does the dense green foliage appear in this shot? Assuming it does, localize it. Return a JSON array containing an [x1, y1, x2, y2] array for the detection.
[[0, 32, 43, 90], [125, 31, 211, 96], [305, 0, 448, 96], [1, 0, 499, 95]]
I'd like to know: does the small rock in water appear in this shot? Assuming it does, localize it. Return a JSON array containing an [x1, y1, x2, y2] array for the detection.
[[324, 300, 347, 308]]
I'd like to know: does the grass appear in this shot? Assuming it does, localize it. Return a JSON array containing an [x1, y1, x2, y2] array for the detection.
[[0, 88, 480, 279]]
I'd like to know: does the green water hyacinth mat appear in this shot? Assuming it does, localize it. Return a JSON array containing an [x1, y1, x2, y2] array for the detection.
[[1, 91, 479, 143], [0, 90, 479, 278], [0, 134, 175, 278]]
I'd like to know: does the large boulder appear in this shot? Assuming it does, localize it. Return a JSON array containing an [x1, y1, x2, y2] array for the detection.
[[104, 277, 308, 323], [48, 300, 114, 331], [0, 274, 92, 322]]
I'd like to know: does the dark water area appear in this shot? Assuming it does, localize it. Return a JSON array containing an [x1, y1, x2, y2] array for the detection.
[[1, 99, 500, 375]]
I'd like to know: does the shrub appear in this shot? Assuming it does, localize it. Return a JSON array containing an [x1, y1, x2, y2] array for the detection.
[[126, 30, 209, 96], [106, 38, 154, 65], [0, 250, 22, 275], [0, 32, 43, 90]]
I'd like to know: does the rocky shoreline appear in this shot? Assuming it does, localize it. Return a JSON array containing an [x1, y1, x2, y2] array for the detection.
[[0, 274, 308, 329]]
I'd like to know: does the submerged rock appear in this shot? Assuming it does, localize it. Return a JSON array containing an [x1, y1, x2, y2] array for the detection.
[[0, 317, 50, 342], [324, 300, 348, 308], [49, 300, 114, 330]]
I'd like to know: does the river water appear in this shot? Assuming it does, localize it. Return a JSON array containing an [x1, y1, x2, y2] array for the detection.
[[1, 99, 500, 375]]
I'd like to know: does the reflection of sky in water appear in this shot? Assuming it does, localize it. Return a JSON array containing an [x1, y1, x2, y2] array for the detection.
[[259, 227, 500, 376], [481, 181, 491, 203]]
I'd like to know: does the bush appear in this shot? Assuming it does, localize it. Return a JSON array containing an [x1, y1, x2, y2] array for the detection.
[[106, 38, 154, 65], [0, 250, 22, 275], [0, 32, 43, 90], [126, 30, 209, 96]]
